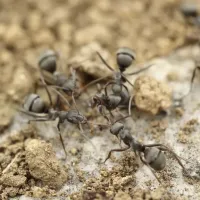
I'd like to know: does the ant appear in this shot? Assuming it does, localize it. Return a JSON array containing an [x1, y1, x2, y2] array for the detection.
[[37, 49, 91, 112], [79, 47, 153, 97], [20, 71, 95, 158], [20, 92, 88, 158], [103, 114, 190, 183], [38, 50, 77, 95], [80, 48, 153, 118]]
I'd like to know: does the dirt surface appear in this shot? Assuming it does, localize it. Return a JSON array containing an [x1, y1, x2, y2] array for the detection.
[[0, 126, 68, 199], [1, 0, 200, 200]]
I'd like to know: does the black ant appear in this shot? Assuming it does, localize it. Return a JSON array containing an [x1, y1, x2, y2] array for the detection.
[[79, 47, 153, 96], [20, 92, 89, 158], [102, 114, 190, 183], [19, 70, 95, 158], [37, 49, 90, 112], [80, 48, 153, 118]]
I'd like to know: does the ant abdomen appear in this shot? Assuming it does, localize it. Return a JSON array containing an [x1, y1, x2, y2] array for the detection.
[[144, 147, 166, 171], [107, 95, 121, 110], [116, 47, 136, 72], [38, 50, 57, 73], [23, 94, 46, 113]]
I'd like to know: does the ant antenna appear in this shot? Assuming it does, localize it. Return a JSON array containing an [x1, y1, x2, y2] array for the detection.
[[39, 70, 53, 107]]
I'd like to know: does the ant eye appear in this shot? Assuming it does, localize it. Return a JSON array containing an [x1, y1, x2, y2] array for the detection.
[[116, 47, 136, 72], [38, 50, 58, 73]]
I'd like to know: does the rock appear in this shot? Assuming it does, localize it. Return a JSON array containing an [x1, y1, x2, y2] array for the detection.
[[25, 139, 67, 189], [133, 75, 172, 115], [69, 42, 112, 78], [0, 173, 26, 187]]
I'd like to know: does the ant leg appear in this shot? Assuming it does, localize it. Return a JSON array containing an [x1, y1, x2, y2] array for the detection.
[[33, 81, 40, 93], [55, 95, 61, 110], [98, 105, 110, 123], [104, 145, 130, 163], [116, 135, 122, 148], [87, 121, 109, 132], [156, 146, 188, 173], [71, 91, 79, 112], [144, 144, 189, 174], [126, 64, 154, 76], [188, 66, 200, 95], [109, 110, 115, 119], [57, 122, 67, 158], [121, 83, 129, 93], [139, 152, 161, 184], [121, 73, 134, 87], [49, 87, 71, 107], [77, 75, 111, 97], [114, 114, 131, 123], [39, 70, 53, 107], [18, 108, 48, 118], [96, 51, 115, 72], [78, 123, 96, 151], [174, 66, 200, 101], [104, 81, 116, 96], [116, 109, 126, 118], [28, 118, 49, 124], [128, 94, 134, 116]]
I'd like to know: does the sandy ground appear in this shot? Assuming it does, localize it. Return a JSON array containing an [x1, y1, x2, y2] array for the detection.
[[0, 45, 200, 199], [1, 0, 200, 199]]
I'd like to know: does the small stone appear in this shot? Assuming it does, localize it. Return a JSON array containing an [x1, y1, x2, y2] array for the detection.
[[25, 139, 67, 189], [133, 75, 172, 115], [70, 148, 78, 155], [100, 170, 108, 177], [0, 173, 26, 187]]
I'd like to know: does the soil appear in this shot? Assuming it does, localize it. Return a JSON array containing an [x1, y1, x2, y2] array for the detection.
[[1, 0, 200, 200], [133, 75, 172, 115]]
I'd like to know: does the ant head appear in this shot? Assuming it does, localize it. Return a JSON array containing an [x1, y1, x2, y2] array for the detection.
[[110, 122, 124, 136], [23, 93, 46, 113], [66, 110, 87, 124], [116, 47, 136, 72], [144, 147, 166, 171], [38, 50, 58, 73]]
